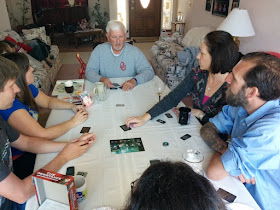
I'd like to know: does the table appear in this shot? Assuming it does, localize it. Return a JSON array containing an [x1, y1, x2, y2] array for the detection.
[[68, 28, 103, 48], [26, 76, 260, 210], [171, 22, 186, 35]]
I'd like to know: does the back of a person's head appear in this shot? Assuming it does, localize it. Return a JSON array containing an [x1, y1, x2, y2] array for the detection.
[[106, 20, 127, 34], [204, 30, 239, 74], [0, 56, 20, 91], [2, 52, 38, 110], [241, 52, 280, 101], [124, 161, 226, 210], [2, 53, 29, 79]]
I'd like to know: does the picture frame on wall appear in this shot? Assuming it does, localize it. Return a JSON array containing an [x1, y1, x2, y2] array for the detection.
[[231, 0, 240, 10], [205, 0, 212, 11], [212, 0, 230, 17]]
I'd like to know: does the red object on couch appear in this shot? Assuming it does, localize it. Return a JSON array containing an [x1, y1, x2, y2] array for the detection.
[[76, 53, 87, 79], [267, 52, 280, 59], [5, 36, 32, 53]]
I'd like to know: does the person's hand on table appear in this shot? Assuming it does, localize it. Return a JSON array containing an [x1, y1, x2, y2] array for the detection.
[[58, 133, 95, 161], [71, 109, 88, 125], [126, 113, 151, 128], [100, 77, 113, 88], [172, 107, 180, 118], [71, 105, 87, 113], [234, 174, 256, 185], [121, 78, 136, 91]]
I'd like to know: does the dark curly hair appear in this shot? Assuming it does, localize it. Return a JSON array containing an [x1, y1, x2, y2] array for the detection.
[[124, 161, 226, 210]]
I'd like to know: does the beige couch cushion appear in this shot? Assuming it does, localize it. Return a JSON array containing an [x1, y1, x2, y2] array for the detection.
[[181, 27, 214, 47]]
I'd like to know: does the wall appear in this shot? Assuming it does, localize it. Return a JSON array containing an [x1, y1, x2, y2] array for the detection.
[[0, 0, 11, 31], [182, 0, 280, 53]]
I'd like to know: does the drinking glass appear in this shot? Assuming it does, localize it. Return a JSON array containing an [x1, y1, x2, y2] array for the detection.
[[64, 80, 74, 103], [182, 150, 204, 175], [155, 81, 166, 101]]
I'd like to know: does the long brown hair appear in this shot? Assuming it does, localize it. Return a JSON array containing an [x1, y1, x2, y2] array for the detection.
[[2, 53, 38, 112]]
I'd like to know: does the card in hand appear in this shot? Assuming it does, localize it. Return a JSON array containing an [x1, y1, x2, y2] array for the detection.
[[113, 83, 121, 87], [216, 188, 237, 203], [180, 134, 191, 140], [165, 113, 173, 118], [80, 127, 91, 133], [120, 124, 131, 131], [156, 119, 166, 124]]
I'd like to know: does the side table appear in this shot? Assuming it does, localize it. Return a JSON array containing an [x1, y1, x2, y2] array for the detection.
[[171, 22, 186, 35]]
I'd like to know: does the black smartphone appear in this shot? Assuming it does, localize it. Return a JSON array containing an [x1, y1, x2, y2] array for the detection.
[[180, 134, 191, 140], [66, 166, 75, 176], [217, 188, 237, 203]]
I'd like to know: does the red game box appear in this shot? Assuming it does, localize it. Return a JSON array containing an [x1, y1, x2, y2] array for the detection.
[[32, 169, 78, 210]]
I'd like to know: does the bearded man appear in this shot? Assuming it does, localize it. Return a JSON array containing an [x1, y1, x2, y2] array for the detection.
[[200, 52, 280, 210]]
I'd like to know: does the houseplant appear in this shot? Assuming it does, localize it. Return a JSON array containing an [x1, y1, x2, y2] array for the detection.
[[6, 0, 31, 32], [91, 0, 109, 30]]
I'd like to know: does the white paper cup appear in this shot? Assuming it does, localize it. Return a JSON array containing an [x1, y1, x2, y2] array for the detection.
[[74, 175, 87, 203]]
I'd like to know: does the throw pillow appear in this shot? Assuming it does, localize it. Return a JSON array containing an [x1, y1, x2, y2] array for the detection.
[[22, 27, 48, 45], [181, 27, 213, 48]]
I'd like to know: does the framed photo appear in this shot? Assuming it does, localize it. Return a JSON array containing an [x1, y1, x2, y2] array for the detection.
[[205, 0, 212, 11], [231, 0, 240, 10], [212, 0, 229, 17]]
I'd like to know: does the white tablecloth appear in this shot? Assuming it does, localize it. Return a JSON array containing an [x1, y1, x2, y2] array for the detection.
[[26, 76, 260, 210]]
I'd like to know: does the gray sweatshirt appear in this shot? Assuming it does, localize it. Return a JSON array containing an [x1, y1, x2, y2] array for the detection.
[[85, 42, 154, 84]]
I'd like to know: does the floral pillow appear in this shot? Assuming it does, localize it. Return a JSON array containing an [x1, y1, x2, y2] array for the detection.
[[22, 27, 48, 45]]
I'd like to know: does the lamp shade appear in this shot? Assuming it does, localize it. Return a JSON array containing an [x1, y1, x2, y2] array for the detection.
[[217, 8, 255, 37]]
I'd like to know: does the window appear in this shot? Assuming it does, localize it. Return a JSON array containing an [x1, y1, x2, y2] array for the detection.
[[162, 0, 173, 30]]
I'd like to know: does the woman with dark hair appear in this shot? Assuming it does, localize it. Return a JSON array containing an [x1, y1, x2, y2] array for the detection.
[[126, 31, 239, 126], [124, 161, 226, 210], [0, 53, 88, 178]]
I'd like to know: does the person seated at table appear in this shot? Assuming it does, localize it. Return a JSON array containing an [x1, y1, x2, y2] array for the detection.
[[126, 31, 239, 126], [85, 20, 154, 91], [0, 56, 95, 209], [124, 161, 226, 210], [0, 53, 88, 178], [200, 52, 280, 210]]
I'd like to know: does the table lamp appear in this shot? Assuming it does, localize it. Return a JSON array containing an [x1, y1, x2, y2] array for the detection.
[[217, 8, 255, 46]]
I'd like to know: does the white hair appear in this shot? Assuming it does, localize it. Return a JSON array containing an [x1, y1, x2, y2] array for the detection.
[[106, 20, 127, 34]]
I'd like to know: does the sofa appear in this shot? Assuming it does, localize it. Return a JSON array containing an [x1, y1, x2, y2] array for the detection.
[[0, 27, 61, 94], [151, 26, 214, 90]]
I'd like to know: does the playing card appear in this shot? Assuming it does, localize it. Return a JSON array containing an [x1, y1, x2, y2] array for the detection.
[[156, 119, 166, 124], [80, 127, 91, 133], [113, 83, 120, 87], [116, 104, 125, 107], [110, 87, 118, 90], [120, 124, 131, 131], [180, 134, 191, 140], [165, 113, 173, 118], [77, 171, 88, 177], [217, 188, 236, 203]]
